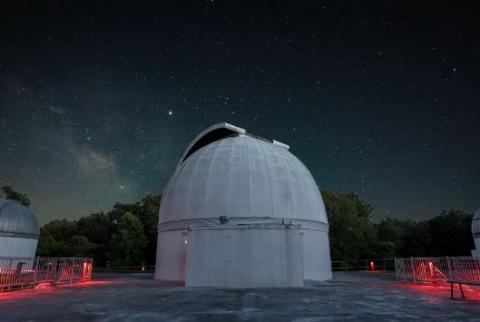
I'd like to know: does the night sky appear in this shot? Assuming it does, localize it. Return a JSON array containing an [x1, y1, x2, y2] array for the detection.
[[1, 1, 479, 224]]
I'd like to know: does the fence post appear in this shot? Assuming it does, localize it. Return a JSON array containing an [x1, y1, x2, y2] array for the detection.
[[394, 258, 398, 280], [8, 258, 13, 289], [446, 256, 452, 281], [33, 256, 40, 286], [70, 258, 74, 284], [410, 257, 416, 283], [393, 257, 403, 281]]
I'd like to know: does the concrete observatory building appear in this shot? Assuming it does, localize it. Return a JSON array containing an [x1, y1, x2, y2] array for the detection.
[[471, 209, 480, 258], [0, 199, 40, 258], [155, 123, 332, 287]]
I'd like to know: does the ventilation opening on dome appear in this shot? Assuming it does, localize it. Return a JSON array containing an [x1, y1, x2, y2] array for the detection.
[[181, 128, 240, 163], [178, 122, 289, 166]]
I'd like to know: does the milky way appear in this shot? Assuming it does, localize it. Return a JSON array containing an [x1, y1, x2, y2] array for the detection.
[[1, 1, 479, 223]]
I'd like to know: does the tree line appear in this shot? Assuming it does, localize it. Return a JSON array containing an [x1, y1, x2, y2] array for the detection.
[[322, 190, 474, 260], [37, 195, 159, 267], [2, 185, 475, 266]]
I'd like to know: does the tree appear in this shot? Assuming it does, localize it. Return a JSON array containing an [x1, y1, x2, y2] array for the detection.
[[374, 210, 474, 257], [76, 212, 112, 266], [1, 185, 31, 206], [395, 220, 431, 257], [374, 218, 419, 257], [36, 195, 159, 266], [67, 236, 97, 257], [322, 190, 375, 260], [107, 212, 146, 266], [137, 195, 160, 264], [427, 210, 473, 256], [37, 219, 78, 256], [37, 230, 65, 256], [108, 194, 160, 264]]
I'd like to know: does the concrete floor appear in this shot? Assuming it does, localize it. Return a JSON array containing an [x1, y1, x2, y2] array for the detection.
[[1, 272, 480, 321]]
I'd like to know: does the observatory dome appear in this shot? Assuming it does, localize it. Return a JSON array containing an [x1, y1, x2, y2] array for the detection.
[[0, 199, 39, 237], [159, 128, 327, 225], [471, 209, 480, 258], [155, 123, 332, 286], [472, 209, 480, 236], [0, 199, 40, 259]]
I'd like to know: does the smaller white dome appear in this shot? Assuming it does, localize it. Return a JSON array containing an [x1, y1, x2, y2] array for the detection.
[[472, 209, 480, 235], [0, 199, 40, 237]]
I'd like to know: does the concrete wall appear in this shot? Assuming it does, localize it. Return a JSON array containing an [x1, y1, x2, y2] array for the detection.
[[0, 236, 38, 258], [302, 229, 332, 281], [185, 226, 304, 287], [154, 230, 186, 281], [472, 238, 480, 258]]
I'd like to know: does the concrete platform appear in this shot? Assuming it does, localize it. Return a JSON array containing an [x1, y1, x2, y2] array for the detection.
[[1, 272, 480, 321]]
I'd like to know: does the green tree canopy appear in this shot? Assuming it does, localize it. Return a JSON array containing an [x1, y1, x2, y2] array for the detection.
[[374, 210, 474, 257], [67, 236, 97, 257], [38, 219, 79, 256], [37, 195, 160, 266], [322, 190, 375, 260], [107, 212, 146, 266], [427, 210, 473, 256]]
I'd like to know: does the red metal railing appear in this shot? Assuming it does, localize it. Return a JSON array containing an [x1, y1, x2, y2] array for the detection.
[[395, 257, 480, 284], [0, 256, 93, 292], [331, 258, 396, 272]]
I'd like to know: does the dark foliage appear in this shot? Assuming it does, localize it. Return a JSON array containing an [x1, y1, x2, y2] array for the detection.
[[38, 195, 160, 266], [322, 190, 376, 260], [370, 210, 474, 258], [1, 185, 31, 207], [322, 191, 474, 260]]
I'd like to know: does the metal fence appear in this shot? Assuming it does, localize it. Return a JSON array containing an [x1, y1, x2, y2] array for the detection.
[[332, 258, 396, 272], [0, 256, 93, 292], [395, 257, 480, 284], [94, 264, 155, 273]]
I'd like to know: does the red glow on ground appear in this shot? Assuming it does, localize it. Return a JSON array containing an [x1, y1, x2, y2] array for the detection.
[[56, 280, 116, 288], [0, 285, 55, 301], [0, 280, 116, 301], [396, 282, 480, 302]]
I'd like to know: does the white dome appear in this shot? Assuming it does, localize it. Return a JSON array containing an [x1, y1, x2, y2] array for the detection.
[[155, 123, 332, 285], [159, 126, 327, 225], [472, 209, 480, 235], [0, 199, 39, 237]]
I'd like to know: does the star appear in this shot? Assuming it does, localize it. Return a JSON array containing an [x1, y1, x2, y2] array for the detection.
[[168, 110, 173, 116]]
